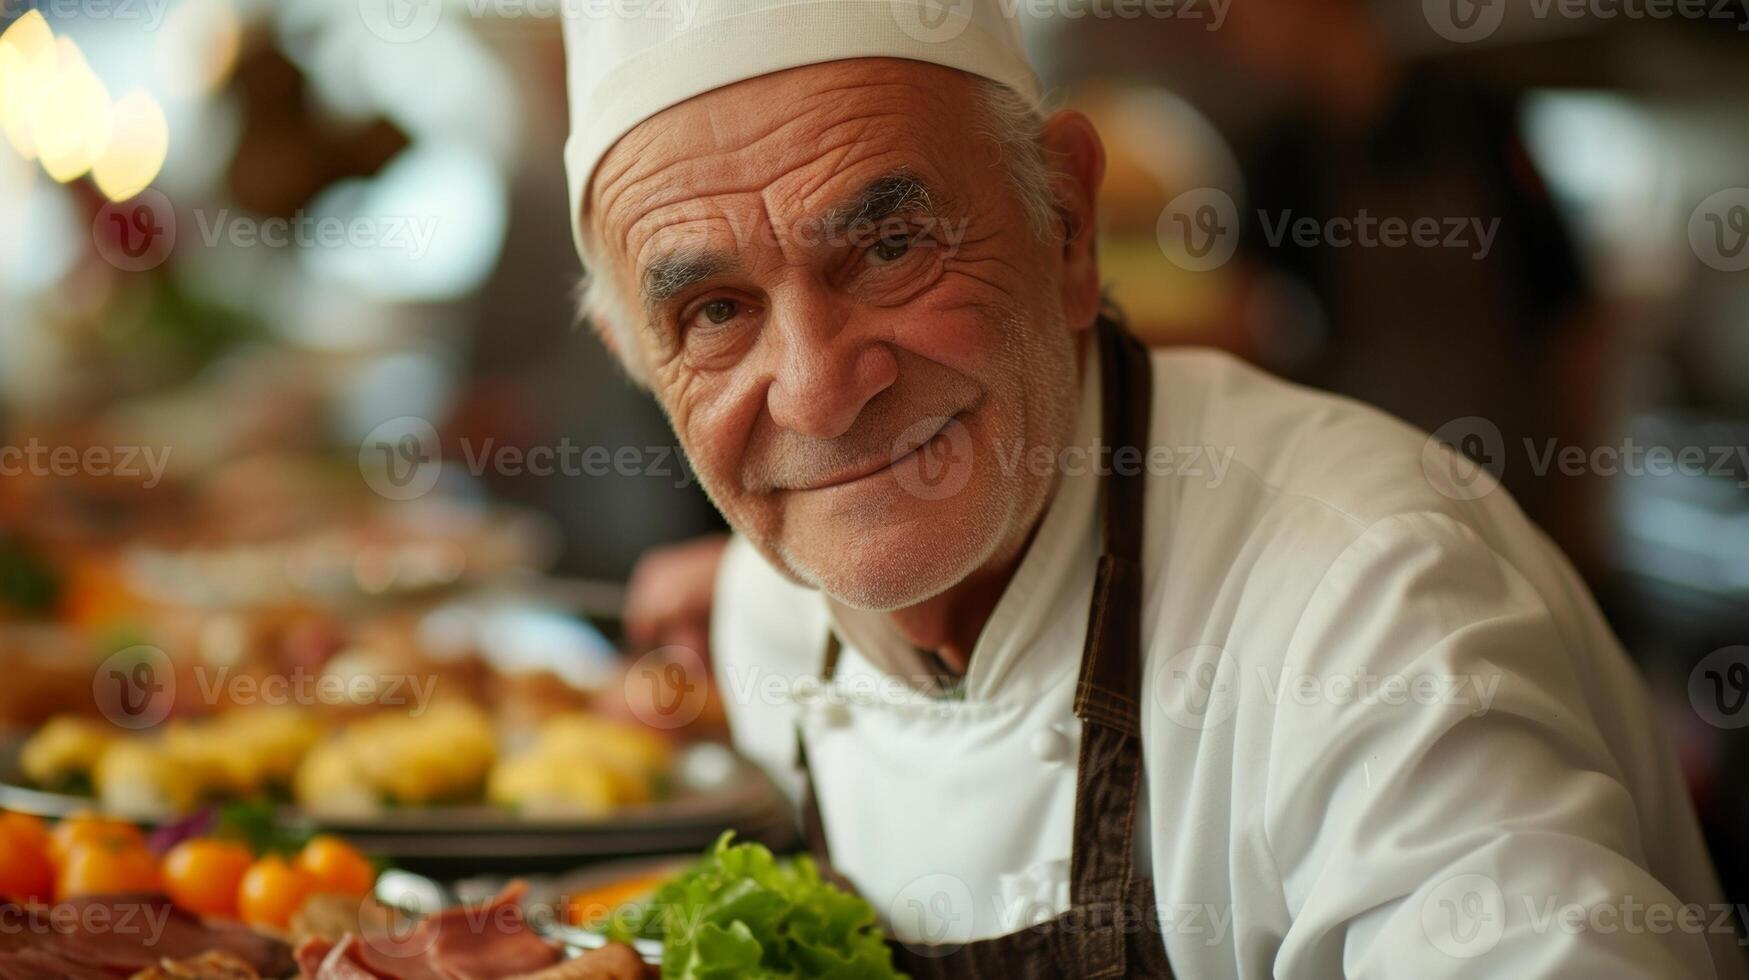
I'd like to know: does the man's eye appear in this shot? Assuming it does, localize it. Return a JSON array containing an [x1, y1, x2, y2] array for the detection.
[[700, 299, 739, 324], [868, 234, 912, 265]]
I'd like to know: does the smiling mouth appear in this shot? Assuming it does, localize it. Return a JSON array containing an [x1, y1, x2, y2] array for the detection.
[[789, 415, 960, 493]]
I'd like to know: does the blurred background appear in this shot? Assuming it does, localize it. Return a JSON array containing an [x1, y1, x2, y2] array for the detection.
[[1, 0, 1747, 919]]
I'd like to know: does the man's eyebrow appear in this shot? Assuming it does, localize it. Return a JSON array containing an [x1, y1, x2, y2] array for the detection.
[[642, 249, 735, 311], [637, 172, 940, 313], [821, 172, 941, 241]]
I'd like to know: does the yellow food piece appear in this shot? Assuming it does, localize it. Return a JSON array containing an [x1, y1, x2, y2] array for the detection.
[[293, 740, 379, 817], [295, 700, 497, 807], [20, 716, 116, 786], [487, 753, 617, 817], [534, 713, 671, 802], [161, 707, 323, 799], [162, 722, 254, 797], [485, 713, 673, 814], [224, 706, 324, 785], [94, 739, 201, 815]]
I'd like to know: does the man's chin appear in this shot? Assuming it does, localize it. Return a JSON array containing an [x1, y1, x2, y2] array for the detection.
[[778, 521, 994, 612]]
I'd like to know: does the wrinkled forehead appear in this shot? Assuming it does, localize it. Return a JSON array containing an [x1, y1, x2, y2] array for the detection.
[[584, 60, 982, 278]]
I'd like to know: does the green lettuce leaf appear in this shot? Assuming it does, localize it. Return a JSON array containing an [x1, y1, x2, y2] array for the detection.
[[614, 832, 907, 980]]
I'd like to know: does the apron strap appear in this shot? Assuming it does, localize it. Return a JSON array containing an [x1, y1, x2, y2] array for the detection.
[[1073, 321, 1152, 738], [792, 632, 842, 870], [1063, 317, 1154, 977]]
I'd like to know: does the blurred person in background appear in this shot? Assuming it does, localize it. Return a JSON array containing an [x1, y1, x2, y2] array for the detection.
[[1202, 0, 1609, 577]]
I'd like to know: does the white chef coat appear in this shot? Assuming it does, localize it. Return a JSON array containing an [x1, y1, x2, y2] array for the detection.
[[710, 343, 1745, 979]]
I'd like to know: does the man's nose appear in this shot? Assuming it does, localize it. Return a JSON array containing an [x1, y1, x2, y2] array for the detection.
[[764, 299, 898, 440]]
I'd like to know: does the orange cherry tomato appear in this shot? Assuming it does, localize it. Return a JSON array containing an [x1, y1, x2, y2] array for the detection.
[[0, 811, 49, 851], [237, 855, 312, 929], [57, 842, 161, 898], [562, 869, 673, 927], [48, 813, 145, 867], [162, 839, 254, 918], [0, 830, 54, 903], [295, 836, 376, 897]]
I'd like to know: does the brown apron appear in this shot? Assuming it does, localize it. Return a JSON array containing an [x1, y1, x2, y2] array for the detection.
[[794, 317, 1175, 979]]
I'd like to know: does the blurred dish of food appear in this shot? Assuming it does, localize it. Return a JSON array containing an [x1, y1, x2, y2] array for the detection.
[[17, 702, 676, 823], [124, 500, 557, 608]]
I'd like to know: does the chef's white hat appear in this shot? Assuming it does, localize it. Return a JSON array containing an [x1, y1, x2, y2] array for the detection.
[[561, 0, 1042, 265]]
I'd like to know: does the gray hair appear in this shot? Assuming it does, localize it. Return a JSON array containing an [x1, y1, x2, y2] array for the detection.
[[575, 78, 1059, 388]]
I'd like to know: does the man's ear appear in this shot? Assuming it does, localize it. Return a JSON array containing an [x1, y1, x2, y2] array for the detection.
[[1041, 110, 1105, 333]]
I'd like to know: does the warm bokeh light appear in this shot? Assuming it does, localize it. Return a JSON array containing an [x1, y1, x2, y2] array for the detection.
[[92, 90, 168, 202], [0, 16, 169, 198], [0, 11, 56, 161], [33, 36, 111, 184]]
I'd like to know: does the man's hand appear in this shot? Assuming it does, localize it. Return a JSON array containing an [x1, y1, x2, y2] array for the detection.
[[622, 532, 729, 657]]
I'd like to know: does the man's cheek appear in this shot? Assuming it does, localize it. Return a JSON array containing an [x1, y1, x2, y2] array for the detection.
[[669, 408, 747, 510]]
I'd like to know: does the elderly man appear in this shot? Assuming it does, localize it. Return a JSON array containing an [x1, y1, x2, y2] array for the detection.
[[565, 4, 1739, 977]]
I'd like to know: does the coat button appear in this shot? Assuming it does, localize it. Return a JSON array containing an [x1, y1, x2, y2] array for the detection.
[[1030, 727, 1072, 764], [816, 701, 851, 728]]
